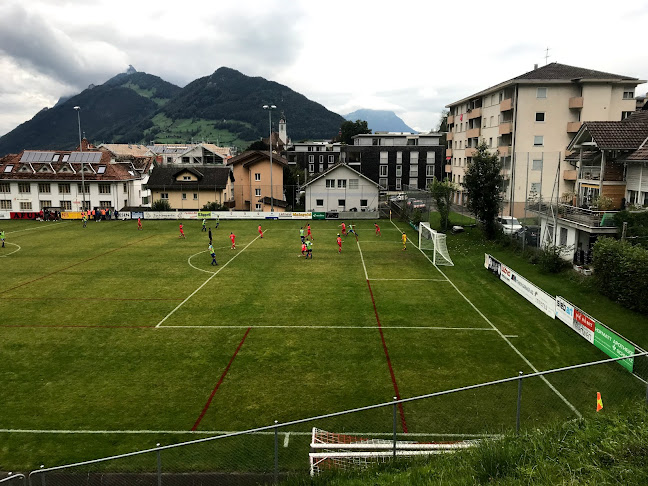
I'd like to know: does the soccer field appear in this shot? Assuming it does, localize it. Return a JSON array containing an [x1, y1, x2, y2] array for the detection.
[[0, 218, 644, 473]]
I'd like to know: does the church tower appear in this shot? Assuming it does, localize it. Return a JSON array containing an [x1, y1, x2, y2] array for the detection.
[[278, 112, 288, 145]]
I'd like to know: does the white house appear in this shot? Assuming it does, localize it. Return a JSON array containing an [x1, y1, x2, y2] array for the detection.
[[303, 163, 380, 212]]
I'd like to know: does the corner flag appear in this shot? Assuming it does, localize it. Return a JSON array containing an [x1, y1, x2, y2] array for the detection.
[[596, 392, 603, 412]]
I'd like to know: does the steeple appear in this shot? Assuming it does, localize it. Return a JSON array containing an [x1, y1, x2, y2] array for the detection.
[[278, 112, 288, 145]]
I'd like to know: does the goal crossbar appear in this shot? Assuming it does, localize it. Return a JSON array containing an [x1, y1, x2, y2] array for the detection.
[[418, 222, 454, 266]]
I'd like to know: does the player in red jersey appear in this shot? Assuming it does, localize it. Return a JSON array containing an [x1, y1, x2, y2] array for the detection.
[[339, 222, 346, 236], [229, 231, 236, 249], [137, 217, 142, 230], [300, 242, 307, 257], [258, 224, 263, 238], [306, 223, 313, 240], [337, 233, 342, 254], [374, 223, 381, 236], [178, 223, 186, 238]]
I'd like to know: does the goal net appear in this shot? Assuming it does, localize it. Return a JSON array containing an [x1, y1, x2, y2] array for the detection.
[[309, 428, 473, 476], [419, 223, 454, 266]]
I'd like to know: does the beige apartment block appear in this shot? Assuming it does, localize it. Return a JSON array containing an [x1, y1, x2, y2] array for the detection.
[[227, 150, 288, 211], [445, 63, 645, 217]]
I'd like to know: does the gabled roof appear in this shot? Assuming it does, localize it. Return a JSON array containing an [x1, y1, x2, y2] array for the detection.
[[146, 165, 232, 190], [303, 163, 380, 188], [568, 111, 648, 150], [227, 150, 288, 168], [98, 144, 150, 157]]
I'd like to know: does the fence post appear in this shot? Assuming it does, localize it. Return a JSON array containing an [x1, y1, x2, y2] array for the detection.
[[392, 396, 397, 458], [40, 466, 45, 486], [516, 371, 523, 435], [156, 443, 162, 486], [274, 420, 279, 484]]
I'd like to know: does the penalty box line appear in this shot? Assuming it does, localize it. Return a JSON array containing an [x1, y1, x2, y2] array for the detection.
[[155, 231, 267, 328], [389, 219, 581, 419]]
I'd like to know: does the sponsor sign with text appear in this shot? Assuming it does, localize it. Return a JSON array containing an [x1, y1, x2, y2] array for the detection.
[[498, 262, 555, 318]]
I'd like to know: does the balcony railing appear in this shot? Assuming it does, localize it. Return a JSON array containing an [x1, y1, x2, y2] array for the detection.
[[499, 122, 513, 135], [580, 166, 601, 181], [466, 127, 480, 138], [467, 107, 481, 119], [447, 131, 453, 141], [447, 114, 454, 124], [526, 201, 618, 228], [444, 164, 452, 173], [498, 145, 511, 156], [567, 121, 582, 133], [465, 147, 476, 157], [563, 169, 578, 181], [500, 98, 513, 111], [569, 97, 584, 109], [446, 148, 453, 157]]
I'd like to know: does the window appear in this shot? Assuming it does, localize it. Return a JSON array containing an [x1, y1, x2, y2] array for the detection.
[[337, 179, 346, 188], [20, 202, 32, 210], [319, 155, 324, 163], [319, 163, 323, 172], [349, 179, 359, 189], [489, 137, 493, 147], [396, 165, 402, 177], [532, 159, 543, 171], [40, 200, 51, 210], [193, 193, 198, 200], [426, 151, 435, 164], [255, 173, 261, 181], [255, 203, 262, 211], [426, 165, 435, 176], [380, 151, 388, 163], [82, 201, 90, 211], [99, 184, 111, 194], [308, 155, 314, 163], [60, 201, 72, 211], [123, 183, 127, 192], [410, 152, 419, 164], [338, 199, 346, 207], [379, 178, 388, 187], [396, 178, 402, 190], [4, 165, 14, 173], [182, 193, 187, 200], [77, 184, 90, 194], [142, 196, 149, 205], [161, 193, 169, 199], [360, 199, 368, 207], [409, 179, 418, 189], [410, 165, 419, 177], [623, 88, 635, 99], [255, 188, 261, 197], [328, 155, 334, 164], [51, 154, 60, 162], [62, 154, 69, 162], [325, 179, 335, 188], [427, 178, 434, 188], [533, 136, 544, 146], [0, 200, 11, 210], [628, 189, 638, 204], [182, 157, 190, 163], [622, 111, 633, 120], [182, 176, 191, 181], [535, 112, 545, 122], [530, 182, 541, 196], [0, 183, 9, 193], [316, 199, 324, 206], [309, 163, 314, 173], [559, 227, 568, 246], [379, 165, 388, 177], [18, 183, 30, 193], [97, 166, 106, 174], [536, 87, 547, 99]]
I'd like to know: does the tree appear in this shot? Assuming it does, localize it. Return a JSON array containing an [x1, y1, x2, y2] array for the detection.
[[151, 199, 172, 211], [463, 142, 504, 239], [201, 201, 223, 211], [430, 178, 456, 232], [338, 120, 371, 144], [436, 110, 449, 133], [246, 140, 268, 151]]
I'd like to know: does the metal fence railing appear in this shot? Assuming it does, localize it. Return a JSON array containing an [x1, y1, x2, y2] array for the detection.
[[20, 352, 648, 486], [526, 201, 618, 229], [0, 474, 25, 485]]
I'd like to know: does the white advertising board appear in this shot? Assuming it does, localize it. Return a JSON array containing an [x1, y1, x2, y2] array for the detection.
[[144, 212, 177, 219], [0, 211, 10, 220], [556, 296, 595, 344], [499, 263, 556, 319]]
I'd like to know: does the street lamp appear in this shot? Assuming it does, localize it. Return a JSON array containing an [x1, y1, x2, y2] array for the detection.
[[73, 106, 86, 211], [263, 104, 276, 212]]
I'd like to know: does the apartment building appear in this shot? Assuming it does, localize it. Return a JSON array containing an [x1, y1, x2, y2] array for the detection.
[[285, 141, 343, 173], [227, 150, 288, 211], [445, 63, 645, 216]]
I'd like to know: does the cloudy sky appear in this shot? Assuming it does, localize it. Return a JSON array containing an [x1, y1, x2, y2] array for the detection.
[[1, 0, 647, 137]]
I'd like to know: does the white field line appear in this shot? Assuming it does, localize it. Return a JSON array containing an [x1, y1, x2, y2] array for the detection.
[[356, 239, 369, 280], [160, 325, 496, 331], [187, 247, 231, 274], [0, 242, 21, 257], [389, 220, 582, 419], [283, 432, 290, 447], [5, 221, 67, 234], [156, 232, 266, 328], [0, 428, 498, 438], [369, 278, 449, 282]]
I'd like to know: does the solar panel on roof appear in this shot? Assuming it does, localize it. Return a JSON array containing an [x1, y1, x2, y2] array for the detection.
[[68, 152, 102, 164], [20, 151, 56, 163]]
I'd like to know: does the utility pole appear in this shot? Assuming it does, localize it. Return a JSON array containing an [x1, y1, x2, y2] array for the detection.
[[74, 106, 86, 211]]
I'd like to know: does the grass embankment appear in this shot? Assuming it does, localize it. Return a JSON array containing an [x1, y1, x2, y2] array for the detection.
[[291, 404, 648, 485]]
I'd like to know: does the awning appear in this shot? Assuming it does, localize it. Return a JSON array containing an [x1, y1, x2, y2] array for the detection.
[[581, 183, 600, 189]]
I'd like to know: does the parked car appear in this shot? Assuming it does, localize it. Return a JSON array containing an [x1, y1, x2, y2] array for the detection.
[[515, 225, 540, 246], [390, 192, 408, 201], [497, 216, 523, 235]]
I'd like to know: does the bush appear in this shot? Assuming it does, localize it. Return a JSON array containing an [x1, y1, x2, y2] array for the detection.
[[151, 199, 171, 211], [201, 201, 224, 211], [592, 237, 648, 314], [537, 244, 571, 274]]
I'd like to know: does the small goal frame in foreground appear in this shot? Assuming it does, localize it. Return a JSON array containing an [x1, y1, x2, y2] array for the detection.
[[418, 222, 454, 266]]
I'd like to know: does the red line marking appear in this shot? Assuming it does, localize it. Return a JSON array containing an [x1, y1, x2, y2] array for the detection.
[[0, 235, 156, 295], [366, 279, 409, 434], [191, 327, 252, 431]]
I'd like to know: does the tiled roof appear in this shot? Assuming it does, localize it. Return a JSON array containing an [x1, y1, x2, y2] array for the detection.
[[514, 62, 639, 81], [99, 144, 150, 157], [259, 196, 287, 208], [0, 150, 142, 181], [618, 146, 648, 161], [583, 112, 648, 149], [227, 150, 288, 167], [146, 165, 232, 190]]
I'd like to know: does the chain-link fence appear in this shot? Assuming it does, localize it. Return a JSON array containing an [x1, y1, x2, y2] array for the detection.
[[21, 353, 648, 485]]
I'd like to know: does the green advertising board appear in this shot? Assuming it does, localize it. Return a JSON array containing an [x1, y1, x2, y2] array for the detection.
[[312, 212, 326, 220], [593, 323, 635, 372]]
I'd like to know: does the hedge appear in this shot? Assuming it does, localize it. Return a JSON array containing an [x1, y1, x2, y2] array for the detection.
[[592, 237, 648, 314]]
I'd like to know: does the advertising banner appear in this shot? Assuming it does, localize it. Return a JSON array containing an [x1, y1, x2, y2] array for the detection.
[[62, 211, 83, 220], [197, 211, 212, 219], [573, 309, 595, 344], [498, 263, 556, 319], [131, 211, 144, 219], [119, 211, 131, 220], [312, 212, 326, 220], [178, 211, 198, 219], [144, 211, 177, 219], [593, 324, 635, 372], [0, 211, 10, 220], [10, 212, 39, 220], [484, 253, 502, 276]]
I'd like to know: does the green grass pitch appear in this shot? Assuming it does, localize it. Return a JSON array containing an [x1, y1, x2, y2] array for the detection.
[[0, 218, 645, 473]]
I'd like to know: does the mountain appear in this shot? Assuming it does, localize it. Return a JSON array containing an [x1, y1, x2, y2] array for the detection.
[[0, 67, 346, 156], [344, 109, 415, 133], [0, 70, 182, 155]]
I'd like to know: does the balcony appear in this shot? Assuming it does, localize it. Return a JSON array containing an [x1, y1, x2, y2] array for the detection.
[[446, 148, 453, 157], [500, 98, 513, 111], [563, 170, 578, 181], [447, 114, 454, 124], [465, 147, 476, 157], [467, 107, 482, 120], [498, 145, 511, 156], [569, 97, 584, 109], [446, 131, 453, 141], [466, 127, 480, 138], [567, 121, 582, 133], [527, 201, 617, 229], [580, 166, 601, 181], [444, 164, 452, 173], [499, 122, 513, 135]]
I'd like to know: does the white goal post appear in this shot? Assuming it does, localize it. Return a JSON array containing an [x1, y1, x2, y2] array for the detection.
[[309, 428, 473, 476], [419, 223, 454, 266]]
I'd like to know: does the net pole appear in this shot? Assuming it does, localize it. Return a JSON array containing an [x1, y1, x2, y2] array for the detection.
[[433, 232, 437, 265], [392, 396, 397, 458]]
